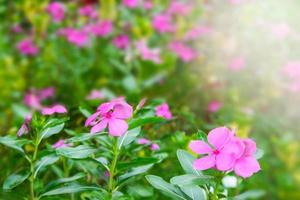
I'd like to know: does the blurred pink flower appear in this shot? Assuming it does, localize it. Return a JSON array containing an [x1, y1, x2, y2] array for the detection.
[[88, 21, 113, 37], [143, 0, 153, 10], [24, 93, 43, 110], [184, 26, 212, 40], [11, 24, 23, 33], [64, 28, 90, 47], [189, 127, 240, 171], [167, 1, 192, 16], [42, 104, 67, 115], [79, 5, 98, 19], [85, 99, 133, 136], [169, 41, 197, 62], [271, 23, 291, 38], [155, 103, 172, 120], [17, 114, 32, 137], [137, 138, 151, 145], [122, 0, 139, 8], [152, 14, 175, 33], [112, 34, 130, 49], [38, 87, 55, 100], [47, 2, 65, 22], [52, 139, 69, 149], [86, 90, 105, 100], [233, 138, 261, 178], [208, 100, 222, 113], [104, 170, 110, 177], [136, 40, 161, 64], [16, 39, 39, 56], [228, 56, 246, 71], [150, 143, 160, 151], [282, 61, 300, 79]]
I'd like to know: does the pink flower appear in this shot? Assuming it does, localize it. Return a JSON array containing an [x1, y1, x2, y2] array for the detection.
[[17, 114, 32, 137], [150, 143, 160, 151], [136, 40, 161, 64], [24, 92, 43, 110], [42, 104, 67, 115], [208, 100, 222, 113], [52, 139, 69, 149], [169, 41, 197, 62], [47, 2, 65, 22], [66, 29, 89, 47], [228, 56, 246, 72], [184, 26, 212, 40], [189, 127, 240, 171], [282, 61, 300, 79], [11, 24, 23, 33], [167, 1, 192, 16], [85, 99, 133, 136], [112, 35, 130, 49], [122, 0, 139, 8], [137, 138, 151, 145], [104, 170, 110, 177], [271, 23, 291, 38], [152, 14, 175, 33], [79, 5, 98, 19], [87, 21, 113, 37], [38, 87, 55, 100], [86, 90, 105, 100], [143, 0, 153, 10], [233, 139, 261, 178], [16, 39, 39, 56], [155, 103, 172, 120]]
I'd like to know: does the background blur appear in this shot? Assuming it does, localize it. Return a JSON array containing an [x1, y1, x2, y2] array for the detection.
[[1, 0, 300, 199]]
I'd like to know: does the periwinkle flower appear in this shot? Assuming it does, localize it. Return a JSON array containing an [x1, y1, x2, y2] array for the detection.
[[16, 39, 39, 56], [155, 103, 172, 120], [42, 104, 67, 115], [17, 114, 32, 137], [47, 2, 65, 22], [52, 139, 69, 149]]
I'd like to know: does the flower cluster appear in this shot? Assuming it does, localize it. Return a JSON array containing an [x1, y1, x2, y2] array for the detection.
[[189, 127, 260, 178]]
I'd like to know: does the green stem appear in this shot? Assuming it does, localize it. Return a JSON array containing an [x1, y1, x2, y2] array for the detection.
[[29, 139, 39, 200], [108, 139, 119, 195]]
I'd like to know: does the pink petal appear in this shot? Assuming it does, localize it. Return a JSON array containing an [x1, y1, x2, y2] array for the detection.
[[113, 102, 133, 119], [85, 111, 101, 126], [188, 140, 212, 155], [222, 137, 245, 159], [216, 153, 236, 171], [108, 118, 128, 137], [42, 107, 54, 115], [243, 139, 257, 156], [53, 105, 67, 113], [234, 156, 261, 178], [207, 127, 233, 149], [193, 155, 216, 170], [91, 119, 108, 134]]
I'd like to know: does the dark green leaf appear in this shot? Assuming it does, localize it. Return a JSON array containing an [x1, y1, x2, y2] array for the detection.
[[56, 145, 97, 159], [3, 173, 30, 190]]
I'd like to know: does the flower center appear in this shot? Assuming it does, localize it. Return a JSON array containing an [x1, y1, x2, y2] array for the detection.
[[212, 149, 220, 155], [105, 111, 113, 119]]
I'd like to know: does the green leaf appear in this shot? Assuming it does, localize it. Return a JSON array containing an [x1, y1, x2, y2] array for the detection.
[[233, 190, 265, 200], [79, 106, 92, 117], [40, 184, 100, 197], [180, 185, 206, 200], [177, 150, 202, 176], [128, 117, 165, 129], [127, 185, 153, 197], [67, 132, 105, 143], [38, 123, 65, 144], [117, 127, 141, 149], [56, 145, 97, 159], [170, 174, 213, 186], [3, 173, 30, 190], [0, 136, 29, 154], [45, 173, 86, 191], [145, 175, 187, 200], [34, 155, 59, 178], [119, 164, 153, 181], [117, 157, 159, 171]]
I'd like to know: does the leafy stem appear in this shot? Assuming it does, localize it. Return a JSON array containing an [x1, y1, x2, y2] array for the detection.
[[29, 136, 39, 200], [108, 138, 120, 195]]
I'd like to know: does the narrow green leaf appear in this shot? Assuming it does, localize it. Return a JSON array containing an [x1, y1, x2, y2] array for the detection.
[[0, 136, 28, 154], [177, 150, 202, 176], [3, 173, 30, 190], [40, 184, 100, 197], [170, 174, 213, 186], [56, 145, 97, 159], [128, 117, 165, 130], [117, 127, 141, 149], [119, 164, 153, 181], [180, 185, 206, 200], [44, 173, 86, 190], [38, 123, 64, 143], [233, 190, 265, 200], [34, 155, 59, 178]]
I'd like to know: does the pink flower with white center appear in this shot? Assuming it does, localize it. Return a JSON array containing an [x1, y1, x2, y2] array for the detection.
[[52, 139, 69, 149], [86, 90, 105, 100], [65, 28, 89, 47], [16, 39, 39, 56], [122, 0, 139, 8], [271, 23, 291, 38], [137, 138, 151, 145], [167, 1, 192, 16], [155, 103, 172, 120], [79, 5, 98, 19], [136, 40, 161, 64], [17, 114, 32, 137], [208, 100, 223, 113], [112, 35, 130, 49], [184, 26, 212, 41], [47, 2, 65, 22], [152, 14, 175, 33], [228, 56, 246, 72], [85, 99, 133, 136], [88, 21, 113, 37], [233, 138, 261, 178], [143, 0, 153, 10], [150, 143, 160, 151], [189, 127, 242, 171], [42, 104, 67, 115], [169, 41, 197, 62]]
